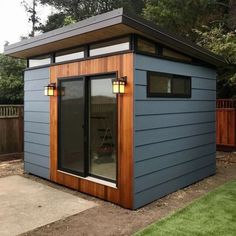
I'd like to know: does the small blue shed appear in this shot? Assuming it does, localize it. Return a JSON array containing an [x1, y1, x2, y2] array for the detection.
[[4, 9, 224, 209]]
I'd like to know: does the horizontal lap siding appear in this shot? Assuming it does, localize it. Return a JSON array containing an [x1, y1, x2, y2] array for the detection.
[[134, 55, 216, 209], [24, 68, 50, 179]]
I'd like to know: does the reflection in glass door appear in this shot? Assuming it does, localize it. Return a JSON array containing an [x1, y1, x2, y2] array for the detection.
[[58, 78, 85, 176], [89, 75, 117, 182]]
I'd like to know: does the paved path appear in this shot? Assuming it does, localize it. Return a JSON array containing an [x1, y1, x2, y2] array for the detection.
[[0, 175, 97, 236]]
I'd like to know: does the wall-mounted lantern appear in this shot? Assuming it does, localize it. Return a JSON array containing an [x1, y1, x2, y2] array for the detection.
[[112, 76, 127, 94], [44, 83, 56, 96]]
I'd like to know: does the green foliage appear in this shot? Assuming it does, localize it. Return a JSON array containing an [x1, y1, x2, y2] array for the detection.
[[143, 0, 231, 39], [195, 26, 236, 98], [143, 0, 236, 98], [39, 0, 146, 32], [0, 54, 26, 104], [195, 26, 236, 64], [38, 12, 67, 32]]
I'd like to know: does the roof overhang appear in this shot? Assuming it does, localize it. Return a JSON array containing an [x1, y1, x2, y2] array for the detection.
[[4, 8, 225, 67]]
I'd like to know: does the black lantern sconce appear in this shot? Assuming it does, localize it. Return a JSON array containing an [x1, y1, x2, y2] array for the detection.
[[112, 76, 127, 94], [44, 83, 56, 96]]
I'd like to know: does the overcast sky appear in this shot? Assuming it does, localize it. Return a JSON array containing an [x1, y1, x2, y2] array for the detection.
[[0, 0, 53, 52]]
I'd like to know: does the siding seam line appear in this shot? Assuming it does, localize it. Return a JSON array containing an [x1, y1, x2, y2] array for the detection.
[[135, 120, 216, 132], [25, 141, 49, 147], [135, 110, 215, 117], [135, 131, 216, 147], [24, 151, 49, 158], [135, 142, 215, 163], [135, 162, 215, 194], [135, 152, 216, 178], [25, 161, 49, 170]]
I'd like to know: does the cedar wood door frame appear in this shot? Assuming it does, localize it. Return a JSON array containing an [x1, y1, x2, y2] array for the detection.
[[50, 53, 134, 209]]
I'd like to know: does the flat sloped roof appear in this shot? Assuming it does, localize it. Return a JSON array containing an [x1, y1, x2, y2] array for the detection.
[[4, 8, 224, 67]]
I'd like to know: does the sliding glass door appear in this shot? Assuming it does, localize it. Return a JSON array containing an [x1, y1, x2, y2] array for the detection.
[[58, 74, 117, 182], [89, 76, 117, 182], [58, 78, 85, 176]]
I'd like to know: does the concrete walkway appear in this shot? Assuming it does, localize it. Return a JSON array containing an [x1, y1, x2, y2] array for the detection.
[[0, 175, 97, 236]]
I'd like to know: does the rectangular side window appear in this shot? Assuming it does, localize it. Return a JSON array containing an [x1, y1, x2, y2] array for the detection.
[[28, 55, 51, 67], [55, 47, 84, 63], [147, 72, 191, 98], [90, 37, 130, 57], [137, 37, 156, 54]]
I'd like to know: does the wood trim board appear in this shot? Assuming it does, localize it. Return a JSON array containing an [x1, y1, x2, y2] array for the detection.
[[50, 53, 134, 208]]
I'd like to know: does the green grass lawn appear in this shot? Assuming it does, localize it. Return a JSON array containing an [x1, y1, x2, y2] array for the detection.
[[135, 180, 236, 236]]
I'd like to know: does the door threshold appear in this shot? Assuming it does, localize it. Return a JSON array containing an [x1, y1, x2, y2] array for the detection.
[[57, 170, 117, 189]]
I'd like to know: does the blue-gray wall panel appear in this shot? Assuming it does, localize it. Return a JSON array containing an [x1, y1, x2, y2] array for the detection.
[[135, 101, 215, 115], [25, 90, 49, 101], [135, 143, 216, 177], [135, 55, 216, 79], [24, 152, 49, 169], [25, 132, 49, 146], [24, 68, 49, 81], [135, 154, 215, 193], [24, 68, 50, 179], [134, 164, 215, 208], [135, 111, 215, 131], [135, 132, 215, 162], [24, 142, 49, 157], [24, 79, 50, 91], [24, 111, 49, 123], [133, 54, 216, 208], [24, 122, 49, 135], [135, 122, 215, 147], [192, 77, 216, 90], [24, 101, 49, 112], [24, 162, 49, 179]]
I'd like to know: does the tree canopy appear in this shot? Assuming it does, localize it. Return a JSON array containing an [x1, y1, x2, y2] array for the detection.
[[38, 0, 146, 32], [1, 0, 235, 105], [0, 54, 26, 104], [143, 0, 236, 97]]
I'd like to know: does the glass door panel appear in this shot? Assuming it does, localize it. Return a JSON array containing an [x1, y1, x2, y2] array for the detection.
[[58, 78, 85, 175], [89, 75, 117, 182]]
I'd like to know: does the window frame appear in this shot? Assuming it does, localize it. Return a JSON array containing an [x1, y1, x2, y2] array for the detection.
[[134, 35, 158, 56], [57, 72, 118, 184], [55, 47, 85, 63], [147, 71, 192, 98], [28, 54, 53, 68], [89, 36, 130, 57]]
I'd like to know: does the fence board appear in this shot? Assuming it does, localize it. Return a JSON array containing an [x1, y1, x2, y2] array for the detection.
[[0, 105, 24, 155], [216, 100, 236, 150]]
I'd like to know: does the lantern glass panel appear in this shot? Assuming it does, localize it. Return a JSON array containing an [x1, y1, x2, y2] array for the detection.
[[112, 81, 119, 94]]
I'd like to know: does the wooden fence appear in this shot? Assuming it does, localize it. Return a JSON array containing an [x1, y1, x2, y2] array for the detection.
[[0, 105, 24, 155], [216, 99, 236, 151]]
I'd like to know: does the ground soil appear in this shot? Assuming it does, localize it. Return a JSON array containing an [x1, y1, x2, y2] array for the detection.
[[1, 152, 236, 236], [0, 153, 23, 178]]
